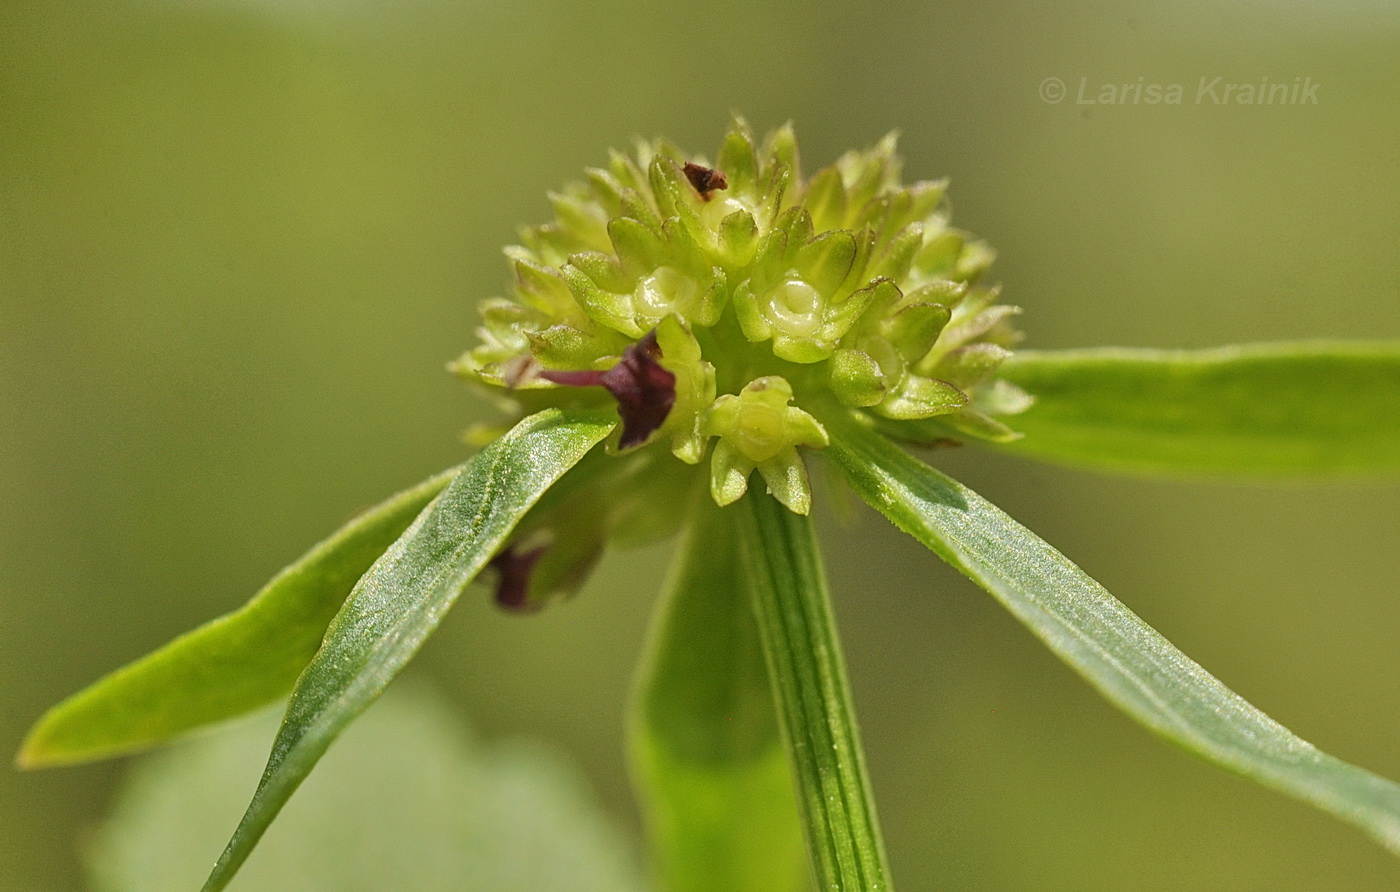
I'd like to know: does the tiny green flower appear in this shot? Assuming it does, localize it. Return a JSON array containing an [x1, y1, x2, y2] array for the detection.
[[453, 117, 1028, 532], [702, 375, 829, 513]]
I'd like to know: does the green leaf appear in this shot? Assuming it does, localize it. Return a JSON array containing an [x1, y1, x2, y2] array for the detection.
[[202, 408, 615, 892], [629, 494, 806, 892], [737, 490, 895, 892], [826, 416, 1400, 856], [996, 342, 1400, 475], [17, 468, 458, 769]]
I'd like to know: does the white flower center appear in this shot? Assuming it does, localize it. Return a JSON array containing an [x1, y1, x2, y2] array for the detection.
[[764, 279, 823, 337], [635, 266, 699, 316]]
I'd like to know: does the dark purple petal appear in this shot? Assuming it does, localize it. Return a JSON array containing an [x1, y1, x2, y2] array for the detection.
[[538, 330, 677, 450], [490, 544, 548, 612], [599, 330, 676, 448]]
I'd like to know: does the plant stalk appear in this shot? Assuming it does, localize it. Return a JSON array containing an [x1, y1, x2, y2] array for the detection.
[[737, 490, 895, 892]]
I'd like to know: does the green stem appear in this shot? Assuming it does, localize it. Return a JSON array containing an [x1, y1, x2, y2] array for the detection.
[[737, 490, 895, 892]]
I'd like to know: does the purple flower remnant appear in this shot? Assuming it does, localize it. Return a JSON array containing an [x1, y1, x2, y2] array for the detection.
[[489, 543, 548, 611], [539, 329, 677, 449]]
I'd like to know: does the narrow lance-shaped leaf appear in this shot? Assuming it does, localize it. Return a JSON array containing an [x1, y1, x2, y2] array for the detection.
[[17, 467, 458, 769], [827, 415, 1400, 855], [629, 493, 806, 892], [737, 490, 895, 892], [996, 342, 1400, 475], [202, 407, 616, 892]]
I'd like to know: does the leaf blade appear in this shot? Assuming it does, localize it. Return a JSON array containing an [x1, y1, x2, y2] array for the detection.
[[629, 494, 806, 892], [17, 468, 459, 769], [202, 407, 615, 892], [827, 417, 1400, 855], [996, 341, 1400, 475], [737, 490, 895, 892]]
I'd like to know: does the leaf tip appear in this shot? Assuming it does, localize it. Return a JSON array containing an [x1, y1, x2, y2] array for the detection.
[[14, 726, 54, 771]]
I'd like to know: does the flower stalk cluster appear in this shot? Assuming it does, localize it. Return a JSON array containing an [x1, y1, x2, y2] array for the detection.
[[453, 119, 1029, 606]]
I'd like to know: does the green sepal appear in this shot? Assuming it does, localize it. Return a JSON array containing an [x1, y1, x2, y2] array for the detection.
[[696, 267, 730, 329], [650, 157, 708, 246], [569, 250, 633, 294], [730, 281, 771, 345], [548, 188, 610, 252], [761, 122, 801, 184], [902, 279, 966, 308], [755, 162, 794, 227], [750, 206, 809, 293], [955, 239, 997, 281], [607, 147, 648, 193], [655, 314, 718, 464], [796, 230, 858, 297], [913, 229, 964, 278], [918, 293, 1017, 370], [512, 257, 577, 317], [709, 440, 752, 507], [755, 447, 814, 515], [518, 221, 577, 268], [717, 119, 760, 196], [838, 132, 899, 213], [942, 302, 1020, 350], [941, 407, 1022, 442], [829, 349, 887, 407], [802, 165, 847, 231], [718, 209, 761, 268], [527, 323, 629, 370], [931, 343, 1012, 390], [849, 278, 902, 332], [897, 179, 949, 232], [609, 216, 669, 278], [563, 263, 644, 337], [661, 215, 712, 278], [584, 166, 629, 218], [872, 222, 923, 282], [885, 302, 952, 363], [973, 377, 1035, 416], [874, 375, 969, 421]]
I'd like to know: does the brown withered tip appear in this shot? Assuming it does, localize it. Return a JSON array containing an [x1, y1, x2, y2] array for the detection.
[[683, 162, 728, 200], [537, 328, 677, 449]]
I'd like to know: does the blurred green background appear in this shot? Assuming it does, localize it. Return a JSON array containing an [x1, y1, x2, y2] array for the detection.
[[4, 0, 1400, 889]]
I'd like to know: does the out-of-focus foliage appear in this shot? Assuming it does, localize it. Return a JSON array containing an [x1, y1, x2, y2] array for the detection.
[[87, 684, 647, 892]]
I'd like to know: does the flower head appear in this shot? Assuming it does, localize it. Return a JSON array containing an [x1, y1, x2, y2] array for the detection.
[[453, 118, 1029, 549]]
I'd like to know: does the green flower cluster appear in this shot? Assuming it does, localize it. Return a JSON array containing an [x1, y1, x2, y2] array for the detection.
[[453, 119, 1029, 602]]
